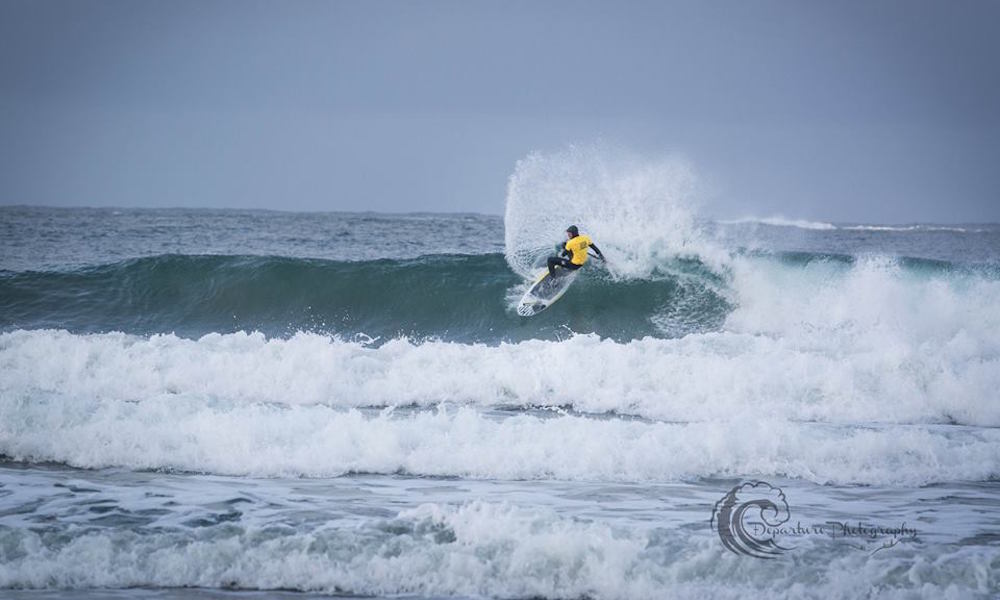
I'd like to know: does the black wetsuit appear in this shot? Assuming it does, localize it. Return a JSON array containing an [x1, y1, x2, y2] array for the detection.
[[547, 255, 581, 277], [547, 241, 603, 277]]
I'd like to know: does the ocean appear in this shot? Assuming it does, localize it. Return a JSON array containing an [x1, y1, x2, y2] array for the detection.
[[2, 190, 999, 597]]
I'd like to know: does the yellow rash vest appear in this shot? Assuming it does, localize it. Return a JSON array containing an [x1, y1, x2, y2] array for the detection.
[[564, 234, 593, 265]]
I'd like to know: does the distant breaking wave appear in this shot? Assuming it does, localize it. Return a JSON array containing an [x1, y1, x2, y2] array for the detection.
[[840, 224, 982, 233], [719, 216, 991, 233], [718, 216, 837, 230]]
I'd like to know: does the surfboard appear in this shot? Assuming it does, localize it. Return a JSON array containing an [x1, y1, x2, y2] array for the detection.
[[516, 267, 579, 316]]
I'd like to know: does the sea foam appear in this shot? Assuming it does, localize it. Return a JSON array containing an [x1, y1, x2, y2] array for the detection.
[[1, 499, 995, 599]]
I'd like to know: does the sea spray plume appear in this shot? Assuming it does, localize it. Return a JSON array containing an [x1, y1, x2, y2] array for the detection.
[[503, 144, 723, 280], [711, 481, 792, 558]]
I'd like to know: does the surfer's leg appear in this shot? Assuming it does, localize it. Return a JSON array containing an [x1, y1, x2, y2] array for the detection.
[[548, 257, 580, 277], [547, 256, 560, 277]]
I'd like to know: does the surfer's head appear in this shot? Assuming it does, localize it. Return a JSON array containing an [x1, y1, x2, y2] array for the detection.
[[566, 225, 579, 238]]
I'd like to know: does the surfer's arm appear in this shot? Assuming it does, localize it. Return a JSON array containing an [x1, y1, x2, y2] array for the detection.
[[589, 243, 605, 260]]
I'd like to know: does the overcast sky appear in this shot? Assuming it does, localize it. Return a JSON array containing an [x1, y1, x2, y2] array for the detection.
[[1, 0, 998, 222]]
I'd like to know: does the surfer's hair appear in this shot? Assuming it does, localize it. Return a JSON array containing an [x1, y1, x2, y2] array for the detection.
[[566, 225, 579, 236]]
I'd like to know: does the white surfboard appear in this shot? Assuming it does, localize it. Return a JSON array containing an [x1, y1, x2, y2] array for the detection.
[[516, 268, 580, 317]]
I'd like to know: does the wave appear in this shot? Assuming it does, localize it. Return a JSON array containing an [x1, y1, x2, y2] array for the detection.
[[2, 389, 997, 485], [720, 218, 993, 234], [840, 224, 990, 233], [2, 324, 997, 425], [2, 325, 999, 485], [0, 253, 731, 342], [719, 216, 837, 230], [2, 249, 994, 345], [3, 246, 996, 342], [1, 499, 995, 599], [2, 214, 998, 489]]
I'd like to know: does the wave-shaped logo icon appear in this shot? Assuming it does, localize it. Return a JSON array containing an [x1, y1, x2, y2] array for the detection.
[[711, 480, 793, 559]]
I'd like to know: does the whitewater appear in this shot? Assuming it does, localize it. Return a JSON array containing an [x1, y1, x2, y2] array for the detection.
[[2, 149, 999, 599]]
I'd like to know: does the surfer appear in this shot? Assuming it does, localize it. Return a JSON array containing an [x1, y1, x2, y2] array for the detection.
[[547, 225, 604, 277]]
